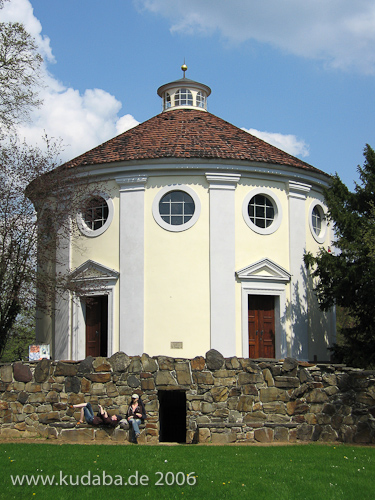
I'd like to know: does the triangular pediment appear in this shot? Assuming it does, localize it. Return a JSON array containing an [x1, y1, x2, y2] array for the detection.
[[236, 258, 291, 283], [69, 260, 119, 283]]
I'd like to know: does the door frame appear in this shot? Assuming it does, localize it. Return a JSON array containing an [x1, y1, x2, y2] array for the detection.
[[241, 286, 285, 359], [72, 289, 115, 360], [237, 258, 291, 360], [70, 260, 119, 360]]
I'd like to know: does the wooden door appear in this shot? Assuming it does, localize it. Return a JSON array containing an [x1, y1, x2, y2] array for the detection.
[[86, 296, 108, 357], [248, 295, 275, 358]]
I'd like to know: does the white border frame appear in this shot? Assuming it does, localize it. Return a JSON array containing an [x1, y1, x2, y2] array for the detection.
[[241, 283, 287, 360], [72, 286, 116, 361], [77, 192, 114, 238], [242, 187, 282, 235], [152, 184, 201, 232], [308, 200, 327, 244]]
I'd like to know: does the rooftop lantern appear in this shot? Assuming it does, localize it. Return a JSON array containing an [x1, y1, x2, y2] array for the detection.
[[157, 64, 211, 112]]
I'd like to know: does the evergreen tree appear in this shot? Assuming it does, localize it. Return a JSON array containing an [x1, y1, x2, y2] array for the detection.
[[304, 144, 375, 368]]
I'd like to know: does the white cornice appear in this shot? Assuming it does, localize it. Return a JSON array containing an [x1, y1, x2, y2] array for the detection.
[[115, 174, 148, 192], [205, 172, 241, 190]]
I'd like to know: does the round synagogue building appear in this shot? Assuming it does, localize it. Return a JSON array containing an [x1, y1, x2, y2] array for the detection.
[[37, 66, 335, 362]]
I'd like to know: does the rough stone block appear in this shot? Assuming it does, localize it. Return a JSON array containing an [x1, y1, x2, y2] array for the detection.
[[0, 364, 13, 383], [211, 386, 228, 402], [13, 363, 32, 382], [109, 352, 130, 372], [211, 431, 236, 444], [193, 371, 214, 385], [263, 368, 275, 387], [81, 378, 91, 393], [239, 372, 264, 385], [319, 425, 338, 442], [206, 349, 225, 371], [296, 423, 314, 441], [60, 428, 95, 442], [141, 353, 158, 372], [242, 384, 258, 396], [282, 357, 298, 372], [65, 376, 81, 394], [155, 371, 177, 386], [201, 402, 214, 414], [141, 378, 155, 390], [38, 411, 60, 424], [34, 359, 51, 383], [54, 362, 78, 377], [191, 357, 205, 371], [275, 376, 300, 388], [91, 383, 105, 395], [89, 373, 112, 383], [105, 381, 119, 397], [263, 402, 286, 414], [274, 426, 289, 441], [254, 427, 273, 442], [306, 389, 329, 404], [237, 395, 256, 412], [92, 357, 112, 372], [260, 387, 289, 403], [226, 357, 241, 369], [77, 356, 93, 375]]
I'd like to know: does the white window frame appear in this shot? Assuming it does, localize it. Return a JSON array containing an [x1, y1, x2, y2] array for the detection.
[[242, 188, 282, 235], [77, 192, 114, 238], [308, 200, 327, 244], [152, 185, 201, 232]]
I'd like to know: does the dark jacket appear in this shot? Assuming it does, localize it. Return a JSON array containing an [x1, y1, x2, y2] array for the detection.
[[127, 397, 147, 421]]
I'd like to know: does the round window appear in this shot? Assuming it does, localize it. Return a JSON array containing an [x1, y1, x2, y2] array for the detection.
[[77, 193, 114, 237], [159, 190, 195, 226], [242, 188, 282, 235], [248, 194, 275, 228], [84, 196, 109, 230], [152, 185, 201, 232], [309, 202, 327, 243]]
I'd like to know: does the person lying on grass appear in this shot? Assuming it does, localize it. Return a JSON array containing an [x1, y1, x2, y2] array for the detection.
[[71, 402, 122, 427]]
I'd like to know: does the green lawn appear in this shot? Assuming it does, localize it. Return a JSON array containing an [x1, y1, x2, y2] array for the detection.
[[1, 442, 374, 499]]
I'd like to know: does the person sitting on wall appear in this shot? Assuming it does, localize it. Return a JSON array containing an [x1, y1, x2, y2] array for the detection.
[[71, 402, 122, 427], [127, 393, 147, 443]]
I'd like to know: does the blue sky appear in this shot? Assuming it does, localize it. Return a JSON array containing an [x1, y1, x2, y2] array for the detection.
[[2, 0, 375, 188]]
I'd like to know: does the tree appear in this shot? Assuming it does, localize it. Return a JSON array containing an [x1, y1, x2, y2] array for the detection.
[[0, 12, 42, 131], [304, 144, 375, 368], [0, 2, 100, 359]]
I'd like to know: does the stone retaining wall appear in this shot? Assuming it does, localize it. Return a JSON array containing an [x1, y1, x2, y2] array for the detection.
[[1, 350, 375, 444]]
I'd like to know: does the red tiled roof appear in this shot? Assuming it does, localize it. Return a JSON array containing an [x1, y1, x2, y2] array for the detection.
[[63, 109, 326, 175]]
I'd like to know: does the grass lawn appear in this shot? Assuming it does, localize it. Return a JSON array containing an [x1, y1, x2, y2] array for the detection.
[[1, 442, 374, 500]]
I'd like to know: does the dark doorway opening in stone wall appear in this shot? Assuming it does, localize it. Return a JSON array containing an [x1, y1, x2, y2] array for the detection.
[[158, 390, 186, 443]]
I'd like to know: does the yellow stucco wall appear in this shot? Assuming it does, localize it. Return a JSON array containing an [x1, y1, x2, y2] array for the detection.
[[143, 176, 211, 358], [234, 178, 292, 357], [65, 173, 333, 361]]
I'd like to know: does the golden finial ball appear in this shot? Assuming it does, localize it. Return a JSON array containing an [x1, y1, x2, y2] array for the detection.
[[181, 64, 188, 72]]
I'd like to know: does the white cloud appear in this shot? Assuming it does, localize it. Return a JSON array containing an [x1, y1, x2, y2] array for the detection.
[[1, 0, 139, 162], [242, 128, 310, 158], [136, 0, 375, 73]]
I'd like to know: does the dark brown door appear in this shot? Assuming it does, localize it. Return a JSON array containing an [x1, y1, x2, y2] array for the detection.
[[86, 296, 108, 357], [248, 295, 275, 358]]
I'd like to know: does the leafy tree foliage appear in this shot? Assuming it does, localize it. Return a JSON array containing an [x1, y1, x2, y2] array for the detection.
[[304, 144, 375, 368]]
